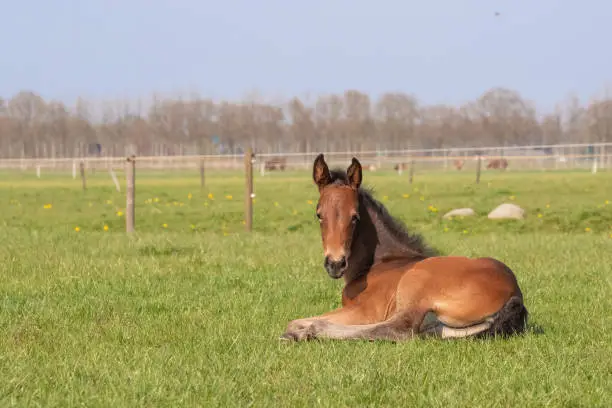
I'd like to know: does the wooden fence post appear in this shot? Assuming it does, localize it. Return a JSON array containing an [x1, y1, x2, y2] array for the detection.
[[476, 155, 482, 184], [80, 161, 86, 190], [199, 158, 205, 190], [245, 148, 254, 232], [126, 156, 136, 233]]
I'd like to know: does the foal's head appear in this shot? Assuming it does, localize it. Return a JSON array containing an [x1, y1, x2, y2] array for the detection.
[[312, 154, 362, 279]]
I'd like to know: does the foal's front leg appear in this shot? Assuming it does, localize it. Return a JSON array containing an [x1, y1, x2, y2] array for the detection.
[[281, 306, 373, 341], [284, 309, 429, 342]]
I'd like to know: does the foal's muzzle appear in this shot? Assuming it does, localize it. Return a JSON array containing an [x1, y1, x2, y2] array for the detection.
[[324, 256, 347, 279]]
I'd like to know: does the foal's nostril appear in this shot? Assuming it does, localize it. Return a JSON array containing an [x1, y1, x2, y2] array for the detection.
[[338, 256, 347, 269]]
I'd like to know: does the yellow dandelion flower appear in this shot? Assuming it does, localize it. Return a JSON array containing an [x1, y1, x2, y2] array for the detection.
[[223, 232, 229, 236], [585, 227, 591, 232], [116, 211, 123, 217], [463, 229, 469, 234], [74, 226, 80, 232], [252, 198, 257, 204], [537, 213, 543, 218], [106, 200, 112, 205], [88, 202, 93, 207], [605, 200, 610, 205], [292, 209, 298, 215], [402, 194, 410, 198], [162, 223, 168, 228], [307, 200, 313, 205], [545, 204, 550, 208], [43, 204, 52, 209], [382, 196, 389, 201], [419, 196, 425, 201], [154, 198, 159, 203], [190, 224, 195, 229], [242, 220, 246, 225], [188, 193, 193, 200], [509, 196, 515, 200], [609, 233, 612, 239], [274, 202, 279, 207], [103, 225, 109, 231], [443, 227, 449, 232], [208, 193, 214, 200], [225, 195, 233, 200]]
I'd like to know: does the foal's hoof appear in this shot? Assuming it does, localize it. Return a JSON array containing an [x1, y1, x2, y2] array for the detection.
[[279, 328, 317, 342], [279, 332, 297, 342]]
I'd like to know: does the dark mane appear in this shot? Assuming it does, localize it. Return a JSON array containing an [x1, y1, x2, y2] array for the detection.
[[328, 169, 439, 259]]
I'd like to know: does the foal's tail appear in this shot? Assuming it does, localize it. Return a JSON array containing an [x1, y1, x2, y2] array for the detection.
[[480, 295, 529, 338]]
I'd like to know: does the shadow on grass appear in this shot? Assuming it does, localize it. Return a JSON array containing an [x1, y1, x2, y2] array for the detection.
[[137, 245, 197, 257], [277, 320, 546, 345], [525, 321, 545, 336]]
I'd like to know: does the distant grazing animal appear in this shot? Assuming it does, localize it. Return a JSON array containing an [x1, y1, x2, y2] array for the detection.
[[264, 157, 287, 171], [280, 154, 528, 342], [454, 159, 465, 170], [487, 158, 508, 170]]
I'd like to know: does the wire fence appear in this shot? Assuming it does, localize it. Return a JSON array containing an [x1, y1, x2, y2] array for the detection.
[[1, 141, 610, 174], [1, 143, 610, 234]]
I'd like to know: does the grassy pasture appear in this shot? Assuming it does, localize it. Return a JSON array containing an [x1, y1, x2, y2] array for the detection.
[[0, 168, 611, 407]]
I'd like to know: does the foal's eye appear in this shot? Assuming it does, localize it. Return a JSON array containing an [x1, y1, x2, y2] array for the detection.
[[316, 213, 322, 222]]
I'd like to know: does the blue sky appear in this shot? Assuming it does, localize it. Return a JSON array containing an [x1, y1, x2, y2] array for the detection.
[[1, 0, 610, 112]]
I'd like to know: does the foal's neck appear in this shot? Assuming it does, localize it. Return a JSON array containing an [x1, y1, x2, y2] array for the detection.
[[367, 205, 417, 263], [343, 193, 428, 284]]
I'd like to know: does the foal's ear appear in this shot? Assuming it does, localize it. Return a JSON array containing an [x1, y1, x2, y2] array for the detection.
[[313, 153, 331, 189], [346, 157, 362, 189]]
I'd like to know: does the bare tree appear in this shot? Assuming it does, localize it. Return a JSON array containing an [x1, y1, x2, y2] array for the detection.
[[287, 97, 316, 153], [1, 84, 611, 159], [375, 92, 419, 150], [474, 87, 538, 146], [587, 98, 612, 143]]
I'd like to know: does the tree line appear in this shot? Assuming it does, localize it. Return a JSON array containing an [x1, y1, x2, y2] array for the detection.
[[0, 86, 611, 159]]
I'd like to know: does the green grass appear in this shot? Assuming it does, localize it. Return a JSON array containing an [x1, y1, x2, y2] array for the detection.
[[1, 168, 611, 407]]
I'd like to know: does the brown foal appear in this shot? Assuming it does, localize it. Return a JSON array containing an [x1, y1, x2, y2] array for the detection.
[[280, 154, 528, 342]]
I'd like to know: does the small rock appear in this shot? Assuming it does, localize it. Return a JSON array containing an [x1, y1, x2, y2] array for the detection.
[[443, 208, 476, 219], [488, 203, 525, 220]]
